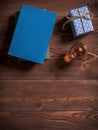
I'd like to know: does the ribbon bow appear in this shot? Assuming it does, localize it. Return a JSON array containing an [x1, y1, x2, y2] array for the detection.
[[62, 12, 94, 30]]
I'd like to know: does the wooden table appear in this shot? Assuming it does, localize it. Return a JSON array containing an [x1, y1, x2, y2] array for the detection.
[[0, 0, 98, 130]]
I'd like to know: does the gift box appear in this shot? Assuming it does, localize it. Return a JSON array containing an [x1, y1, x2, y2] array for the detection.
[[69, 6, 94, 37]]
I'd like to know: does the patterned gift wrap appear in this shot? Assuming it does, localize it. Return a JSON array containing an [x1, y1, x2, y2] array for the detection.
[[69, 6, 94, 37]]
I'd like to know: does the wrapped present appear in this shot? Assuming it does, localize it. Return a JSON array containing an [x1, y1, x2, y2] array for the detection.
[[68, 6, 94, 37]]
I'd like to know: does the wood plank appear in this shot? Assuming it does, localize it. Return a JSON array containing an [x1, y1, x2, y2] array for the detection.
[[0, 0, 98, 15], [0, 110, 98, 130], [0, 80, 98, 98], [0, 59, 98, 80], [0, 98, 98, 111], [0, 80, 98, 111]]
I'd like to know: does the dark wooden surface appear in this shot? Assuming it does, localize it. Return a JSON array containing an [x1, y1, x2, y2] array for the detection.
[[0, 0, 98, 130]]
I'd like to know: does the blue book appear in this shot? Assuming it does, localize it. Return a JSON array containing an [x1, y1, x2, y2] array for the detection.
[[14, 11, 50, 60], [8, 4, 57, 64]]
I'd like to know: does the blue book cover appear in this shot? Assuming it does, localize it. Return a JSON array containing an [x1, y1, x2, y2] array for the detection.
[[14, 11, 50, 60], [8, 4, 57, 64]]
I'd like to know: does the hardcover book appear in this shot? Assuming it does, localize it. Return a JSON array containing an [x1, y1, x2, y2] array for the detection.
[[14, 11, 50, 60], [8, 4, 57, 64]]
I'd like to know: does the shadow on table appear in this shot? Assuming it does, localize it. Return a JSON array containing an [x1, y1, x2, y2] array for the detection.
[[0, 13, 37, 71], [53, 54, 74, 71], [53, 16, 86, 45], [53, 16, 75, 44], [52, 17, 75, 69]]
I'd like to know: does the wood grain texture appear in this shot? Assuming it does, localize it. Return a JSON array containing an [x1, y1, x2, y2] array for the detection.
[[0, 111, 98, 130], [0, 80, 98, 111], [0, 59, 98, 80], [0, 0, 98, 130]]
